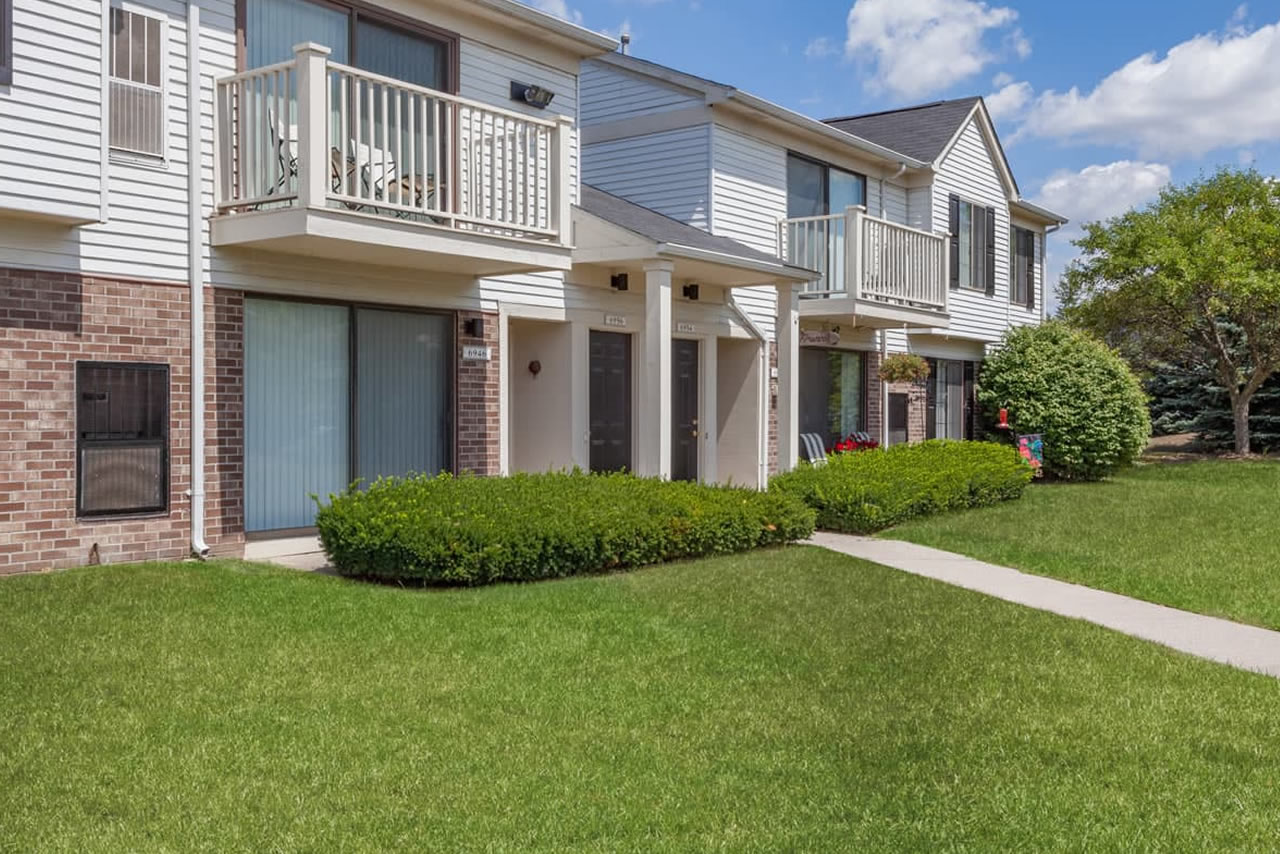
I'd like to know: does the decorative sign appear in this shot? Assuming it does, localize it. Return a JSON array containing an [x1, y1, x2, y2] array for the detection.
[[676, 322, 697, 334], [1018, 434, 1044, 475], [603, 314, 628, 328], [800, 329, 840, 348], [462, 345, 492, 362]]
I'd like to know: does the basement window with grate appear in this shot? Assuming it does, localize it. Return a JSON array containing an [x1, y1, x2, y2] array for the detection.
[[76, 362, 170, 517]]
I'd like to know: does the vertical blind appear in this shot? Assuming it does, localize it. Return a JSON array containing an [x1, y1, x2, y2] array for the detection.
[[355, 309, 451, 484], [244, 299, 454, 532], [244, 300, 351, 532]]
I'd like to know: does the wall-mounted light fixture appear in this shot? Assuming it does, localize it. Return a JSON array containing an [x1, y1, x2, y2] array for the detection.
[[529, 360, 542, 377], [511, 81, 555, 109], [464, 317, 485, 338], [610, 273, 629, 292], [682, 284, 700, 301]]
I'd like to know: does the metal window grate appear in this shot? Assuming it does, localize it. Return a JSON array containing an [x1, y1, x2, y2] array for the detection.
[[76, 362, 169, 517], [108, 7, 165, 157]]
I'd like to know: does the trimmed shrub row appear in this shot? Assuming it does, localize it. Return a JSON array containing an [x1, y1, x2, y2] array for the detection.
[[315, 471, 816, 586], [769, 440, 1032, 534]]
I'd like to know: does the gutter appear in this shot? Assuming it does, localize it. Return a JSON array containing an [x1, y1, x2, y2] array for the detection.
[[656, 242, 816, 282], [187, 2, 209, 559]]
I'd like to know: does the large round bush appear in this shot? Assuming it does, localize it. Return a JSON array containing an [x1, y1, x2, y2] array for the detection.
[[978, 323, 1150, 480]]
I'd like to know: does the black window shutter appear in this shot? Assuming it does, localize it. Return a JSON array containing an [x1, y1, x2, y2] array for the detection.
[[860, 351, 870, 434], [925, 358, 938, 440], [948, 195, 960, 290], [963, 361, 977, 440], [1025, 231, 1037, 310], [984, 207, 997, 296]]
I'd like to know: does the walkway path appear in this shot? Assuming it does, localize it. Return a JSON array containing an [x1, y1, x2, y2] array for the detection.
[[811, 532, 1280, 680]]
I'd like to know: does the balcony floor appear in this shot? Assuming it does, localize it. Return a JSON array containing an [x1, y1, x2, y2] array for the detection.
[[211, 206, 574, 277], [799, 292, 950, 329]]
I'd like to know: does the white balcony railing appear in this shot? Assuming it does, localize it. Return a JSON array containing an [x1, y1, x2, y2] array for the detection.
[[779, 206, 949, 312], [213, 43, 573, 243]]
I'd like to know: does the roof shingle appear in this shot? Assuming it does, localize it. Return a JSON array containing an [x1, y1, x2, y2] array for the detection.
[[823, 97, 981, 164]]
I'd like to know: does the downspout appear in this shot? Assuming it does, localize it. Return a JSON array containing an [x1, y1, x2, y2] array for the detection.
[[187, 2, 210, 559], [880, 162, 908, 219], [728, 294, 769, 490]]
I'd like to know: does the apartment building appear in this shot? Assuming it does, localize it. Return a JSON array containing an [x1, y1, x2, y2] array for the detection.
[[579, 52, 1067, 465]]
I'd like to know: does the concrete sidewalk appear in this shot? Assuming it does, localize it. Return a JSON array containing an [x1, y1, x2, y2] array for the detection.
[[810, 532, 1280, 680]]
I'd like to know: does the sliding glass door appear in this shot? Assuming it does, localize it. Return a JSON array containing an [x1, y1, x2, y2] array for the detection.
[[355, 309, 451, 484], [244, 298, 454, 533], [244, 299, 351, 533]]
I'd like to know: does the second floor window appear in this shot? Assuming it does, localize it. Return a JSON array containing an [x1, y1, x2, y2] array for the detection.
[[1011, 226, 1037, 309], [787, 153, 866, 219], [948, 194, 996, 294], [109, 6, 167, 159]]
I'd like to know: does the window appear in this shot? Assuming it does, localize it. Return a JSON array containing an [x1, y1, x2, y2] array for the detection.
[[76, 363, 169, 517], [1, 0, 13, 86], [243, 0, 455, 92], [786, 153, 866, 219], [927, 359, 977, 441], [948, 194, 996, 294], [799, 348, 866, 449], [109, 6, 167, 158], [1011, 226, 1037, 309]]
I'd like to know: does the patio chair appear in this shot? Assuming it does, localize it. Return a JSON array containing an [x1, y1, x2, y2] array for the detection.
[[800, 433, 828, 466]]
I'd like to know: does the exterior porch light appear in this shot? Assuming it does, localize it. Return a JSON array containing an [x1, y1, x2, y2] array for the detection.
[[511, 81, 556, 109], [464, 317, 485, 338], [682, 284, 700, 301], [610, 273, 629, 291]]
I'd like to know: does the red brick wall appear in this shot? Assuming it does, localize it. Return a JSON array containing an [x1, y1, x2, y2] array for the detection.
[[865, 350, 883, 439], [206, 290, 244, 555], [0, 270, 247, 575], [456, 310, 500, 476]]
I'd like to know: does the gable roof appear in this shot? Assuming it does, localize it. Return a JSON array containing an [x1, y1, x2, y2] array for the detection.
[[579, 186, 783, 266], [823, 97, 982, 165]]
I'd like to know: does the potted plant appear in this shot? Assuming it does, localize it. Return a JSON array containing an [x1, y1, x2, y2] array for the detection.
[[879, 353, 931, 385]]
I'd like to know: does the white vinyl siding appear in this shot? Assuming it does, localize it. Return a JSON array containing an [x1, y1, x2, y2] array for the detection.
[[582, 124, 711, 231], [0, 0, 102, 222], [711, 123, 787, 337], [579, 59, 703, 127], [931, 117, 1012, 342]]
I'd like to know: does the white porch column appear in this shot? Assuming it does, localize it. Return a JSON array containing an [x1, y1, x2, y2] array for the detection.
[[570, 320, 591, 470], [700, 335, 718, 485], [775, 283, 800, 473], [638, 261, 674, 478]]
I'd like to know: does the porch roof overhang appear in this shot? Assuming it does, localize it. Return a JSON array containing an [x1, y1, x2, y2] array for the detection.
[[1010, 198, 1070, 226], [572, 187, 817, 287]]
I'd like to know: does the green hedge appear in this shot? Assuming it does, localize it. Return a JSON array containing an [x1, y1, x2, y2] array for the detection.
[[314, 472, 816, 585], [769, 441, 1032, 534]]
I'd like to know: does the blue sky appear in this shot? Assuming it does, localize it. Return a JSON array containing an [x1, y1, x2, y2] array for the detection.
[[524, 0, 1280, 301]]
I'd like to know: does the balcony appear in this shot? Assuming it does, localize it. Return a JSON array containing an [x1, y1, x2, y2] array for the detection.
[[211, 43, 575, 277], [779, 207, 950, 328]]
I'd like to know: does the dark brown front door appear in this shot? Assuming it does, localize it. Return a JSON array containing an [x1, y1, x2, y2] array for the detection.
[[589, 331, 632, 473], [672, 338, 699, 482]]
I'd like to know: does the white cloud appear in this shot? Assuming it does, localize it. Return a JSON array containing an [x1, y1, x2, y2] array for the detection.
[[844, 0, 1026, 99], [1032, 161, 1172, 310], [805, 36, 839, 59], [991, 71, 1014, 88], [600, 18, 633, 40], [1017, 19, 1280, 157], [1239, 148, 1257, 165], [985, 80, 1032, 123], [526, 0, 583, 25]]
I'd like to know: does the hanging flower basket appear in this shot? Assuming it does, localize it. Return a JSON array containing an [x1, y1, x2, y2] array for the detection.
[[879, 353, 931, 385]]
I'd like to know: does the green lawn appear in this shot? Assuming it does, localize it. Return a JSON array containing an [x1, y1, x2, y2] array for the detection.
[[4, 549, 1280, 850], [886, 460, 1280, 630]]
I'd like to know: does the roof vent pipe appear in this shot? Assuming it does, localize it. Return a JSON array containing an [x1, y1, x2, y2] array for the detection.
[[619, 33, 630, 55]]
